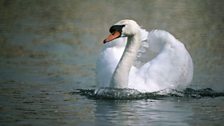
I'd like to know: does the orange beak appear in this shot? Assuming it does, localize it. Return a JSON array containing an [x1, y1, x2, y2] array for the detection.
[[103, 31, 121, 44]]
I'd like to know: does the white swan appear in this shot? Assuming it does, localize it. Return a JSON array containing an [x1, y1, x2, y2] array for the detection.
[[96, 19, 193, 92]]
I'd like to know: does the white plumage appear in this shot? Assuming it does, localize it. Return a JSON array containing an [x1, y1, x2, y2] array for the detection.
[[96, 20, 193, 92]]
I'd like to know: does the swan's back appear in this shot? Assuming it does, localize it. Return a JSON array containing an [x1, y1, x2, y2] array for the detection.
[[130, 30, 193, 92]]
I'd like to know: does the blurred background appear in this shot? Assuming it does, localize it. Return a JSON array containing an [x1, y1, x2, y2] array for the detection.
[[1, 0, 223, 90], [0, 0, 223, 125]]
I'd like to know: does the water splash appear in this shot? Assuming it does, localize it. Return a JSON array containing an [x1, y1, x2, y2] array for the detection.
[[71, 88, 224, 100]]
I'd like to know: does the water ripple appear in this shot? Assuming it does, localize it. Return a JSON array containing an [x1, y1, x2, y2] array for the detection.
[[72, 88, 224, 100]]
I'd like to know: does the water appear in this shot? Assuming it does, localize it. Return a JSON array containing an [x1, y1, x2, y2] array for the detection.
[[76, 88, 224, 100], [0, 0, 224, 126]]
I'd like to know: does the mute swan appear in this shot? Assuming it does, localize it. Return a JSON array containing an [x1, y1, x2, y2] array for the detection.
[[96, 19, 193, 92]]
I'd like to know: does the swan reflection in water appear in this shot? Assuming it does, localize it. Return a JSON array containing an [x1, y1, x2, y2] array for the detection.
[[94, 99, 192, 126]]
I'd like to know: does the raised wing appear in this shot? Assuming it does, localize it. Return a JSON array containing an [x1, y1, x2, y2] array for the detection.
[[133, 29, 157, 68]]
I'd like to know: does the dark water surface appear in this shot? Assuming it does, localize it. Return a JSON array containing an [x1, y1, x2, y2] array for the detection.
[[0, 0, 224, 126]]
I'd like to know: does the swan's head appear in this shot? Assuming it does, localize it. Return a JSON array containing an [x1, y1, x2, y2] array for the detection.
[[103, 19, 140, 44]]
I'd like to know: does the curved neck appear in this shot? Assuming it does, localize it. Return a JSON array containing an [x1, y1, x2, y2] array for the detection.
[[110, 31, 141, 88]]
